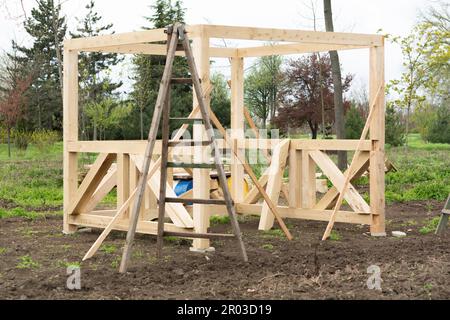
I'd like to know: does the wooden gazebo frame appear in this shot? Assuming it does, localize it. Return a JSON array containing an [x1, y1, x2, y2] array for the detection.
[[63, 24, 386, 252]]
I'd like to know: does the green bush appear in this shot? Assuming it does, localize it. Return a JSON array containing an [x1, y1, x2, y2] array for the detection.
[[14, 131, 30, 150], [426, 105, 450, 144], [345, 105, 364, 139], [30, 130, 60, 152], [386, 105, 406, 146]]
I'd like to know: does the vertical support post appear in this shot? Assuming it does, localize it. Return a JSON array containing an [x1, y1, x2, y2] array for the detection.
[[130, 161, 145, 220], [369, 43, 386, 236], [301, 151, 316, 208], [230, 57, 245, 203], [288, 147, 302, 208], [63, 49, 79, 234], [117, 154, 130, 218], [191, 30, 213, 252]]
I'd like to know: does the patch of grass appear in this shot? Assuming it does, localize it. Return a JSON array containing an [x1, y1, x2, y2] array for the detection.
[[210, 215, 231, 226], [419, 217, 441, 235], [401, 219, 418, 227], [329, 230, 342, 241], [132, 250, 144, 259], [100, 244, 117, 254], [262, 244, 274, 251], [0, 247, 8, 255], [262, 228, 285, 239], [111, 256, 120, 269], [56, 260, 80, 268], [21, 227, 38, 237], [16, 255, 40, 269]]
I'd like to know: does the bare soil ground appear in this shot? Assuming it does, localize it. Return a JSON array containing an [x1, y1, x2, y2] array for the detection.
[[0, 200, 448, 300]]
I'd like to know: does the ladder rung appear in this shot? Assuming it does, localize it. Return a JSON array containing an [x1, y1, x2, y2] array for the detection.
[[165, 197, 227, 205], [168, 140, 211, 147], [166, 162, 216, 169], [169, 117, 204, 124], [164, 231, 235, 240]]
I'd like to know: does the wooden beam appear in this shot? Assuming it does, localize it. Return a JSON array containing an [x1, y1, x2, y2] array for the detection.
[[203, 24, 383, 46], [64, 28, 168, 50], [63, 49, 79, 234], [83, 167, 117, 214], [288, 148, 302, 208], [117, 154, 130, 218], [258, 140, 290, 230], [369, 45, 386, 236], [236, 204, 372, 225], [238, 43, 367, 57], [314, 151, 370, 210], [302, 151, 316, 208], [69, 153, 116, 215], [309, 150, 370, 213], [291, 139, 371, 151], [230, 57, 245, 203]]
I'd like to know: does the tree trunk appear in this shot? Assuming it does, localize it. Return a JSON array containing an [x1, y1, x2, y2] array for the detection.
[[324, 0, 347, 170], [140, 107, 144, 140], [7, 126, 11, 158]]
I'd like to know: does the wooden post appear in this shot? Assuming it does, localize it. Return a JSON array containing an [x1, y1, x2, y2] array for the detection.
[[369, 43, 386, 236], [63, 49, 79, 234], [117, 154, 130, 218], [230, 57, 245, 203], [301, 151, 316, 208], [288, 147, 302, 208], [191, 31, 213, 252]]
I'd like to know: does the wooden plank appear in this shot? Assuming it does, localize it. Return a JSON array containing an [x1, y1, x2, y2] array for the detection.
[[369, 45, 386, 236], [258, 140, 290, 230], [243, 167, 270, 204], [309, 150, 370, 213], [230, 57, 245, 203], [236, 204, 371, 225], [203, 24, 383, 46], [288, 148, 302, 208], [67, 140, 161, 154], [291, 139, 372, 151], [117, 154, 130, 218], [64, 28, 167, 50], [238, 43, 367, 57], [69, 153, 116, 215], [83, 168, 117, 214], [63, 49, 79, 234], [302, 151, 316, 208], [164, 231, 235, 239], [165, 197, 227, 205], [314, 151, 370, 210]]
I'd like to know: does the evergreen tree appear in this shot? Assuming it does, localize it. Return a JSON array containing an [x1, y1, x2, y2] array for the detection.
[[386, 104, 406, 147], [70, 0, 124, 140], [128, 0, 189, 139], [11, 0, 66, 131], [345, 105, 364, 139]]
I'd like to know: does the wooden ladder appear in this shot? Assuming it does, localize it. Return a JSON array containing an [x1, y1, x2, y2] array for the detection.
[[119, 23, 248, 273]]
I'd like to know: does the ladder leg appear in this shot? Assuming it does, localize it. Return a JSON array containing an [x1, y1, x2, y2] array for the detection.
[[178, 25, 248, 262], [157, 86, 172, 258]]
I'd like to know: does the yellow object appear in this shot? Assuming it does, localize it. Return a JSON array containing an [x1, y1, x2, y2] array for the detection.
[[227, 176, 249, 196]]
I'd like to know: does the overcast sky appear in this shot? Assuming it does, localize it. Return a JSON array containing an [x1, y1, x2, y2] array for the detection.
[[0, 0, 432, 94]]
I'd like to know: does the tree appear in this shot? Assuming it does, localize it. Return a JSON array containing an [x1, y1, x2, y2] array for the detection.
[[345, 105, 364, 140], [385, 104, 406, 147], [244, 55, 283, 128], [129, 0, 189, 139], [70, 0, 124, 140], [85, 98, 133, 141], [210, 72, 230, 128], [426, 104, 450, 144], [323, 0, 347, 169], [274, 54, 352, 139], [10, 0, 66, 131], [0, 52, 32, 157]]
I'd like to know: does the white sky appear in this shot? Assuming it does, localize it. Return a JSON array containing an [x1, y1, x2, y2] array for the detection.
[[0, 0, 432, 95]]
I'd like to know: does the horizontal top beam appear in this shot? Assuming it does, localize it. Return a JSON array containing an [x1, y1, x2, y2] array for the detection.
[[202, 24, 383, 47], [64, 24, 383, 53]]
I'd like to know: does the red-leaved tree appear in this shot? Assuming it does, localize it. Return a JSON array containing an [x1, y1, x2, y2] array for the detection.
[[0, 75, 32, 157], [273, 54, 352, 139]]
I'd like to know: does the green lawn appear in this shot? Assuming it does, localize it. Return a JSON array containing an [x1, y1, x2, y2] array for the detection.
[[0, 134, 448, 219]]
